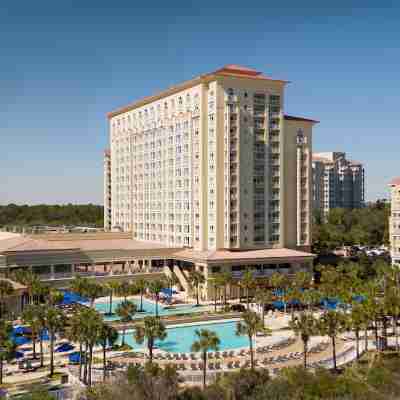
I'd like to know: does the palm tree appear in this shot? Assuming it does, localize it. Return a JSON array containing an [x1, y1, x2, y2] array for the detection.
[[134, 316, 167, 363], [236, 311, 264, 369], [115, 300, 137, 346], [134, 279, 147, 312], [348, 303, 368, 360], [117, 280, 133, 302], [270, 272, 288, 313], [82, 309, 103, 387], [70, 275, 88, 297], [214, 272, 231, 305], [289, 312, 317, 368], [66, 310, 87, 381], [22, 304, 44, 360], [97, 323, 118, 382], [191, 329, 220, 389], [318, 310, 348, 370], [149, 279, 165, 317], [208, 278, 219, 312], [106, 281, 120, 315], [86, 281, 104, 308], [188, 271, 205, 306], [385, 285, 400, 352], [239, 270, 255, 310], [48, 288, 64, 306], [15, 270, 42, 305], [254, 288, 273, 328], [0, 280, 14, 318], [43, 307, 65, 376], [0, 319, 14, 384]]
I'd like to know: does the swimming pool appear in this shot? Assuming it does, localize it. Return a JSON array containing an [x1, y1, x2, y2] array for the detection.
[[122, 320, 249, 353], [94, 297, 207, 321]]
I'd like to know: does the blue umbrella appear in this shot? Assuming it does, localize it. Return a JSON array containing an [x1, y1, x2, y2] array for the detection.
[[60, 290, 88, 305], [14, 351, 24, 359], [56, 343, 74, 352], [13, 336, 31, 346], [39, 329, 50, 341], [273, 300, 286, 310], [13, 326, 30, 335], [68, 352, 82, 364]]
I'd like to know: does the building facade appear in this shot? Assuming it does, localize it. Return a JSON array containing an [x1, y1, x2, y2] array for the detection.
[[389, 178, 400, 265], [0, 65, 318, 303], [103, 149, 112, 231], [107, 65, 317, 252], [312, 152, 364, 215]]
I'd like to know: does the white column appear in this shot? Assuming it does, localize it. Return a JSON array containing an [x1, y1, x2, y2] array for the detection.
[[50, 265, 55, 280]]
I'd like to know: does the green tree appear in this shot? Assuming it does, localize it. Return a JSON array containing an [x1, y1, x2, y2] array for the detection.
[[21, 305, 45, 360], [0, 280, 14, 318], [97, 323, 119, 382], [318, 310, 348, 370], [290, 312, 317, 368], [43, 307, 65, 376], [115, 300, 137, 345], [149, 279, 165, 317], [236, 311, 264, 370], [134, 316, 167, 363], [105, 281, 120, 316], [239, 270, 255, 310], [191, 329, 220, 389], [254, 288, 272, 328], [188, 271, 205, 307], [347, 303, 368, 360], [385, 285, 400, 351], [0, 319, 15, 384], [134, 279, 147, 312]]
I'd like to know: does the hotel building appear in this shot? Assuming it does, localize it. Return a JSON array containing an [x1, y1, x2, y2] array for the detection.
[[0, 65, 318, 303], [389, 178, 400, 266], [312, 152, 364, 216], [104, 149, 112, 231]]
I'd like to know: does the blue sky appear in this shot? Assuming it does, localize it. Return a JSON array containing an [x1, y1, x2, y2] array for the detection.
[[1, 0, 399, 204]]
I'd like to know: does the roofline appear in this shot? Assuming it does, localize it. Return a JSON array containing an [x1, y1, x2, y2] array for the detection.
[[389, 178, 400, 186], [107, 69, 289, 119], [284, 114, 319, 124]]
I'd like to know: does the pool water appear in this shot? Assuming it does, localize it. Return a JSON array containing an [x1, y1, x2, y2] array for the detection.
[[121, 320, 249, 353], [94, 297, 206, 321]]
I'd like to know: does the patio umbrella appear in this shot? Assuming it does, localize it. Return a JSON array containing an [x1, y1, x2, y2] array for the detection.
[[56, 343, 74, 352], [68, 352, 81, 364], [13, 336, 31, 346]]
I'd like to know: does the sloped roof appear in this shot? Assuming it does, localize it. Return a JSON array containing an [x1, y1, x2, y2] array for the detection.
[[173, 247, 314, 263], [108, 64, 288, 118], [389, 177, 400, 186], [284, 115, 319, 124]]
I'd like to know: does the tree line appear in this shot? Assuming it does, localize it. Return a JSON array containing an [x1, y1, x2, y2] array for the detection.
[[0, 203, 104, 228], [313, 201, 390, 254]]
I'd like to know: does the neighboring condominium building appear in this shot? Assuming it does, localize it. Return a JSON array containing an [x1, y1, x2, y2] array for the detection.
[[106, 64, 318, 252], [389, 178, 400, 266], [312, 152, 364, 215], [103, 149, 112, 231]]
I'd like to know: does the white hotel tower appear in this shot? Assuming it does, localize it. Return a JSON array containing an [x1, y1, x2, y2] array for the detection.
[[106, 65, 318, 254]]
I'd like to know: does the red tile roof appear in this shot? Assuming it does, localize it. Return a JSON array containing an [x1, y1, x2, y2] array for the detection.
[[108, 65, 289, 118], [389, 177, 400, 186]]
